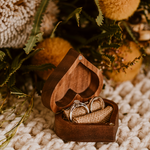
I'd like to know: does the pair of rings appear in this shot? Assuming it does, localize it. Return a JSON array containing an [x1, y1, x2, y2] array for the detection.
[[69, 96, 104, 121]]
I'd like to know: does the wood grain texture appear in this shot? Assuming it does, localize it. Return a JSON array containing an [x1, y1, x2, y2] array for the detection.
[[42, 48, 103, 113], [41, 48, 118, 142], [55, 99, 119, 142]]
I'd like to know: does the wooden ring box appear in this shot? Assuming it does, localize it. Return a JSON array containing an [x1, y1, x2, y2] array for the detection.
[[42, 48, 119, 142]]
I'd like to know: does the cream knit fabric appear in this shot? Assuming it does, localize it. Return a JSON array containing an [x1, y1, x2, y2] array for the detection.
[[1, 70, 150, 150]]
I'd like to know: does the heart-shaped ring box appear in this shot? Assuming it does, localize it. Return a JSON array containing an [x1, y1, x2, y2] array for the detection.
[[42, 48, 118, 142]]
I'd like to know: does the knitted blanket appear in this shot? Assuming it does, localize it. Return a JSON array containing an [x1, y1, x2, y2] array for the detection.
[[1, 71, 150, 150]]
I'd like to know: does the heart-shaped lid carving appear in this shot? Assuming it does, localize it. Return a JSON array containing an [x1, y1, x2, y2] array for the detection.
[[42, 48, 103, 113]]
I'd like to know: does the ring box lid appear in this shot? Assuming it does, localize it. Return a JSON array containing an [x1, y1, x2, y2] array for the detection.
[[42, 48, 103, 113]]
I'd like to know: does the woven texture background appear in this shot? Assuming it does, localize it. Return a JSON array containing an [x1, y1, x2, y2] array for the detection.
[[1, 70, 150, 150]]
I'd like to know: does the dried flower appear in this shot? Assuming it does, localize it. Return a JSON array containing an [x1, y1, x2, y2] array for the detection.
[[31, 37, 73, 80], [105, 41, 143, 82], [99, 0, 140, 20], [0, 0, 59, 49]]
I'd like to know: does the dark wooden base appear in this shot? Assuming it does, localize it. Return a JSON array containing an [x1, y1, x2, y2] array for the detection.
[[55, 99, 119, 142]]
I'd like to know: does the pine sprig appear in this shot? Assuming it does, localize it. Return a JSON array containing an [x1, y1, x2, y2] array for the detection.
[[23, 0, 50, 54]]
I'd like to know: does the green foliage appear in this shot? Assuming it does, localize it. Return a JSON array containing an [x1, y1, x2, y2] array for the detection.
[[7, 74, 16, 87], [50, 21, 62, 38], [0, 51, 5, 61], [75, 7, 82, 27], [64, 7, 82, 26], [10, 86, 27, 98], [0, 49, 41, 87], [0, 62, 6, 70], [21, 63, 56, 71], [50, 7, 82, 38], [57, 0, 123, 68], [105, 54, 115, 63], [5, 49, 12, 60], [101, 43, 121, 49], [82, 11, 95, 23], [86, 22, 122, 45], [0, 93, 34, 149], [24, 35, 40, 54], [122, 21, 138, 44], [23, 0, 50, 54], [94, 0, 103, 26]]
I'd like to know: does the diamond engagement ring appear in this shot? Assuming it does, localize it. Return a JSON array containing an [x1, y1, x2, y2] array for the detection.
[[69, 100, 89, 121], [89, 96, 105, 112]]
